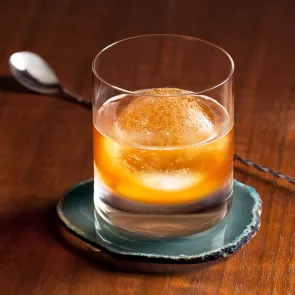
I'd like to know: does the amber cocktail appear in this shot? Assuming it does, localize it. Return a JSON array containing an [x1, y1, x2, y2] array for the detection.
[[92, 35, 234, 238]]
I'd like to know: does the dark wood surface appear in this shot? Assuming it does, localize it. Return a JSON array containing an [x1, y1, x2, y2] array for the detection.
[[1, 0, 295, 294]]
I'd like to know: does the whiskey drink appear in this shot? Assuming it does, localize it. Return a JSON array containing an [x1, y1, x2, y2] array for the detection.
[[92, 34, 234, 238], [93, 88, 233, 237]]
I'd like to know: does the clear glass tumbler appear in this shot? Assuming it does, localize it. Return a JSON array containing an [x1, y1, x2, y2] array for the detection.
[[92, 34, 234, 238]]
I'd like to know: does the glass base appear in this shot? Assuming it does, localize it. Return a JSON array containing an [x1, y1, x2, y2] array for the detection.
[[94, 184, 233, 238]]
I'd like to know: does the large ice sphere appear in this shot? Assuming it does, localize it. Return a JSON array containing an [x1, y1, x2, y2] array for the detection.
[[116, 88, 217, 147]]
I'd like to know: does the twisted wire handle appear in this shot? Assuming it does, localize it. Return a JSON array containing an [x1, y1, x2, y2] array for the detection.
[[234, 154, 295, 185], [51, 91, 295, 186]]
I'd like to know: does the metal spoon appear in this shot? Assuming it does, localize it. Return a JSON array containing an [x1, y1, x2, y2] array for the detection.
[[9, 51, 92, 108], [8, 51, 295, 185]]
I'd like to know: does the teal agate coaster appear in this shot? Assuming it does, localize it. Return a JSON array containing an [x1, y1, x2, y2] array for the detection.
[[57, 180, 261, 264]]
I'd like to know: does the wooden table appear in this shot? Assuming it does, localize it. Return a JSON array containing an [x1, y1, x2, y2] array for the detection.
[[1, 0, 295, 294]]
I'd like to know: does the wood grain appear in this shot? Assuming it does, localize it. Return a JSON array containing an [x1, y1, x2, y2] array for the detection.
[[1, 0, 295, 294]]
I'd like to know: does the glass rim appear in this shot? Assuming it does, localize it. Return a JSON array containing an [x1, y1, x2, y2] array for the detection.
[[92, 34, 235, 97]]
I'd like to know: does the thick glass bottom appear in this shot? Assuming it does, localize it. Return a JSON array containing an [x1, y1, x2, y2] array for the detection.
[[94, 182, 233, 238]]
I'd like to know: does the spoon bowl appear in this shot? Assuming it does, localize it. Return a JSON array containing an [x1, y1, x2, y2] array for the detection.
[[9, 51, 92, 107], [9, 51, 61, 94]]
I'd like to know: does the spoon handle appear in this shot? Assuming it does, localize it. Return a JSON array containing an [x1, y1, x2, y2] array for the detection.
[[234, 154, 295, 185], [61, 88, 92, 109], [51, 88, 295, 185]]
